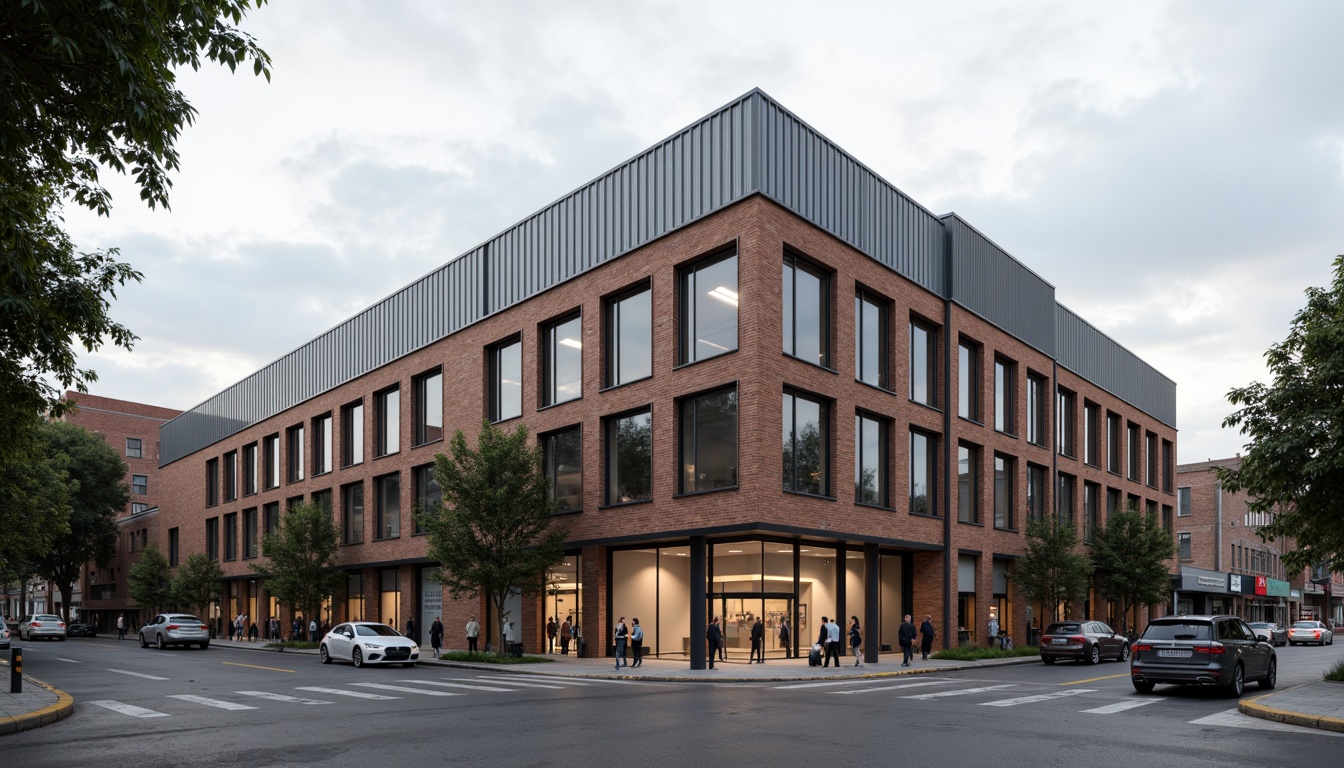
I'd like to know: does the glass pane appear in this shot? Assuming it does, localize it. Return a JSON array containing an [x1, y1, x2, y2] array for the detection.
[[856, 295, 883, 387], [613, 288, 652, 385], [549, 316, 582, 404], [855, 415, 881, 505], [958, 445, 975, 523], [682, 388, 738, 492], [419, 373, 442, 443], [792, 264, 824, 365], [686, 254, 738, 362], [547, 429, 582, 511], [498, 342, 522, 420], [910, 432, 929, 515], [785, 393, 825, 496], [378, 475, 400, 538], [608, 411, 651, 504], [910, 323, 929, 404]]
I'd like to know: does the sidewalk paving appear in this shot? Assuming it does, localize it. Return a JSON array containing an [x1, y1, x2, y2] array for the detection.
[[1239, 681, 1344, 733]]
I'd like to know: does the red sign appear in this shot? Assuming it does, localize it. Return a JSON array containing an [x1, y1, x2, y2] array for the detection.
[[1255, 575, 1268, 595]]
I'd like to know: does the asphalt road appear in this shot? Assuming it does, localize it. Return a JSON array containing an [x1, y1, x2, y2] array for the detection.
[[4, 635, 1342, 767]]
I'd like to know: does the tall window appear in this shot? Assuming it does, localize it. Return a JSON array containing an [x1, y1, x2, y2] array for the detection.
[[132, 474, 148, 495], [206, 517, 219, 560], [1083, 402, 1100, 466], [604, 282, 651, 387], [489, 338, 523, 422], [783, 389, 828, 496], [414, 369, 444, 444], [783, 252, 829, 367], [341, 401, 364, 467], [1057, 473, 1075, 526], [855, 290, 889, 389], [1127, 423, 1140, 481], [605, 408, 652, 505], [223, 512, 237, 561], [679, 250, 738, 364], [994, 454, 1014, 529], [1106, 487, 1122, 522], [263, 434, 279, 489], [342, 483, 364, 545], [679, 387, 738, 493], [542, 314, 583, 407], [375, 473, 400, 540], [1162, 504, 1173, 534], [126, 437, 142, 458], [1057, 389, 1076, 457], [1106, 413, 1121, 473], [243, 508, 258, 558], [958, 340, 981, 421], [413, 464, 441, 534], [313, 414, 333, 475], [1162, 440, 1174, 492], [206, 458, 219, 506], [994, 358, 1016, 434], [223, 451, 237, 501], [909, 319, 938, 406], [855, 412, 888, 507], [168, 527, 179, 567], [909, 430, 937, 516], [287, 424, 305, 482], [1027, 464, 1046, 523], [1083, 482, 1099, 543], [312, 489, 332, 517], [1026, 373, 1047, 446], [1178, 532, 1192, 560], [1145, 432, 1158, 487], [263, 502, 280, 536], [957, 444, 980, 523], [243, 443, 257, 496], [1177, 487, 1191, 517], [375, 386, 400, 457], [542, 428, 582, 512]]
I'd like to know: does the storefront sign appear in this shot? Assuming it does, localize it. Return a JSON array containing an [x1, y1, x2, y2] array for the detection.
[[1177, 567, 1229, 593], [1255, 575, 1268, 596], [1230, 575, 1242, 593], [1266, 578, 1290, 598]]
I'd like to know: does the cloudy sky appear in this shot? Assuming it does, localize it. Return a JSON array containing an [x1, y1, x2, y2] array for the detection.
[[65, 0, 1344, 464]]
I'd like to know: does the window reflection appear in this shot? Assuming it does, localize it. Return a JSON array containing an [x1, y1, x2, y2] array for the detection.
[[681, 253, 738, 364]]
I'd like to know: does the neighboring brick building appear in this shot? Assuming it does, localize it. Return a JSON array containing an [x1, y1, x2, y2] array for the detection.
[[152, 90, 1177, 665]]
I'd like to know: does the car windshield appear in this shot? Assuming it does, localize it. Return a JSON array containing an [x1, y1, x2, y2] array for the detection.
[[169, 616, 203, 624], [1045, 623, 1082, 634], [355, 624, 401, 637], [1142, 622, 1211, 641], [35, 615, 60, 621], [1292, 621, 1318, 629]]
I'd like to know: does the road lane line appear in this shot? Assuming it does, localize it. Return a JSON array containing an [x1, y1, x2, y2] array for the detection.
[[168, 694, 258, 711], [296, 686, 399, 700], [236, 691, 332, 705], [107, 669, 169, 680], [470, 677, 567, 689], [399, 680, 517, 692], [52, 658, 81, 663], [1060, 672, 1128, 685], [350, 682, 462, 696], [777, 677, 953, 690], [832, 680, 952, 695], [903, 684, 1016, 700], [221, 661, 296, 673], [86, 700, 170, 718], [1083, 699, 1161, 714], [981, 689, 1097, 707]]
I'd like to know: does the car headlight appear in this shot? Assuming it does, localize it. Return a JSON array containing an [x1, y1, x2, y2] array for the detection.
[[364, 643, 384, 650]]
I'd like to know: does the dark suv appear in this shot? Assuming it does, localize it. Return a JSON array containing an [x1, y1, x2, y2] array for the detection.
[[1130, 615, 1276, 697]]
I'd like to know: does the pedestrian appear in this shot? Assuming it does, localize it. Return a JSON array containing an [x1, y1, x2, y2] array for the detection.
[[559, 617, 572, 655], [291, 617, 301, 641], [629, 617, 645, 667], [308, 617, 318, 642], [570, 617, 580, 655], [613, 616, 628, 670], [546, 616, 558, 654], [268, 616, 279, 642], [849, 616, 863, 667], [406, 616, 416, 645], [430, 616, 444, 656], [116, 614, 125, 641], [466, 616, 480, 653], [750, 615, 765, 663], [823, 616, 841, 668], [987, 615, 999, 647], [919, 614, 936, 660], [706, 616, 723, 669], [235, 614, 246, 642], [248, 621, 258, 642], [899, 614, 917, 666], [778, 616, 791, 658]]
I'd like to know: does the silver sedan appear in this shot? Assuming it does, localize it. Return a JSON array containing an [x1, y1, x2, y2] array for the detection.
[[319, 622, 419, 668], [1287, 620, 1334, 646], [139, 614, 211, 649]]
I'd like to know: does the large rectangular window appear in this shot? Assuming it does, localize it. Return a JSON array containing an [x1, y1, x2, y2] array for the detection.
[[341, 401, 363, 467], [243, 508, 258, 559], [206, 517, 219, 560], [223, 512, 237, 561], [855, 289, 888, 389], [206, 458, 219, 506], [242, 443, 257, 496], [1106, 412, 1121, 473], [783, 389, 828, 497], [1106, 487, 1122, 522], [1127, 422, 1141, 481], [413, 464, 441, 534], [958, 339, 981, 421], [994, 358, 1016, 434], [542, 314, 583, 407], [489, 338, 523, 422], [1057, 473, 1075, 526], [958, 443, 980, 524], [126, 437, 142, 458], [679, 387, 738, 493], [1162, 439, 1174, 493], [1178, 532, 1192, 561], [909, 430, 937, 516], [313, 414, 333, 475], [855, 412, 888, 507], [223, 450, 237, 502], [783, 251, 829, 367], [312, 489, 332, 517], [132, 474, 148, 495], [287, 424, 305, 482], [604, 282, 651, 387], [414, 369, 444, 444], [1177, 487, 1192, 517], [605, 408, 652, 505], [1145, 432, 1159, 488], [1026, 373, 1047, 446], [1027, 463, 1047, 523], [375, 386, 400, 457], [909, 319, 938, 406], [263, 502, 280, 536], [1083, 402, 1100, 467], [680, 250, 738, 364], [263, 434, 279, 489], [1083, 482, 1099, 543], [375, 473, 400, 540], [1057, 389, 1076, 457], [342, 482, 364, 545], [994, 454, 1014, 530], [168, 527, 179, 567], [542, 428, 582, 512]]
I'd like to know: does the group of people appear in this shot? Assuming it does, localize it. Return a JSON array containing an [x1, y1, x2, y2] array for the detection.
[[611, 616, 644, 669], [546, 616, 580, 655]]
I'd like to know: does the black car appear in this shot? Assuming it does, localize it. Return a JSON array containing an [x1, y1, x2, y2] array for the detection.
[[1130, 615, 1276, 697], [66, 621, 98, 637]]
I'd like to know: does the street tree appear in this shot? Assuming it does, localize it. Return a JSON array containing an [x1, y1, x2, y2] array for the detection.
[[1013, 519, 1093, 626], [30, 421, 129, 620], [174, 553, 224, 621], [1091, 506, 1176, 635], [128, 543, 173, 615], [1220, 255, 1344, 574], [0, 423, 71, 585], [421, 422, 568, 655], [0, 1, 271, 466], [249, 501, 340, 636]]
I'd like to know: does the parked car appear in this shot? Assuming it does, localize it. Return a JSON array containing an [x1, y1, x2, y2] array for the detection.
[[1040, 620, 1130, 665], [1131, 615, 1276, 697], [1247, 622, 1287, 646], [17, 614, 66, 641], [1287, 620, 1334, 646], [138, 614, 211, 650], [319, 622, 419, 668], [66, 621, 98, 637], [0, 624, 10, 650]]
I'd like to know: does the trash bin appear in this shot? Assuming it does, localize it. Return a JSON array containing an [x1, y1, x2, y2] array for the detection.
[[1027, 627, 1040, 647], [576, 639, 587, 658]]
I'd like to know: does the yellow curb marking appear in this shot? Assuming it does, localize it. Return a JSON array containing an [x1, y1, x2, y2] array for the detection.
[[221, 661, 296, 673], [0, 675, 75, 733], [1059, 672, 1128, 685]]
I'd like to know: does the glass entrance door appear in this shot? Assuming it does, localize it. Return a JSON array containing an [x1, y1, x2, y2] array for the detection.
[[711, 594, 793, 662]]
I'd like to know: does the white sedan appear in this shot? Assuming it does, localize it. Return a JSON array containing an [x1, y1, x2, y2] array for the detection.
[[1287, 620, 1334, 646], [319, 622, 419, 667]]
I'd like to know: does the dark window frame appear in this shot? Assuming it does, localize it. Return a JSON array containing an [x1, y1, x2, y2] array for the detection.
[[488, 336, 523, 423], [603, 280, 653, 389], [541, 426, 583, 513], [783, 249, 832, 369], [855, 288, 890, 390], [782, 388, 831, 498], [413, 368, 444, 445], [855, 410, 890, 508], [604, 406, 653, 506], [909, 316, 939, 407], [678, 248, 739, 366], [541, 312, 584, 408]]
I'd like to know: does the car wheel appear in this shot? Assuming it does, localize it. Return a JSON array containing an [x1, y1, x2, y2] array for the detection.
[[1259, 658, 1277, 690], [1042, 657, 1056, 665], [199, 642, 210, 650], [1088, 644, 1101, 665], [156, 634, 166, 650], [1225, 663, 1245, 698], [1117, 643, 1131, 662], [352, 647, 364, 668], [139, 633, 148, 648], [319, 645, 331, 664], [1133, 680, 1154, 694]]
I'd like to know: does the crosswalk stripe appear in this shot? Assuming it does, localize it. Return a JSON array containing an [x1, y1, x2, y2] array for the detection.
[[52, 658, 80, 663], [236, 690, 332, 705], [776, 679, 916, 690], [903, 684, 1016, 700], [168, 694, 258, 711], [296, 686, 399, 700], [1190, 709, 1344, 737], [469, 677, 567, 689], [350, 682, 462, 696], [108, 669, 169, 680], [832, 681, 951, 695], [399, 680, 517, 692], [1083, 699, 1161, 714], [980, 689, 1096, 707], [86, 700, 170, 718], [477, 674, 592, 686]]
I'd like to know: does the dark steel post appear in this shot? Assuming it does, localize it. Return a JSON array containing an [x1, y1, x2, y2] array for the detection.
[[9, 648, 21, 693]]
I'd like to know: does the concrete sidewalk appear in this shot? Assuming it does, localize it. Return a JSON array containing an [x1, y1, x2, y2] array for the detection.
[[1240, 681, 1344, 733], [0, 662, 74, 736]]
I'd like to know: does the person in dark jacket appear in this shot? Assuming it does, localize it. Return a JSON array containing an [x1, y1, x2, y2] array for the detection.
[[849, 616, 863, 667], [750, 616, 765, 663], [429, 616, 444, 656], [778, 617, 791, 658], [919, 614, 936, 660], [898, 614, 918, 666], [706, 616, 724, 670]]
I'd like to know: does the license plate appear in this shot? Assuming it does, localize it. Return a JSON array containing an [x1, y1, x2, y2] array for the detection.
[[1051, 638, 1068, 645], [1157, 649, 1191, 658]]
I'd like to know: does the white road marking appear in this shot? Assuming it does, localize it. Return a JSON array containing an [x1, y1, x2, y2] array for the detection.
[[777, 677, 954, 690], [296, 686, 399, 700], [52, 658, 80, 663], [235, 691, 332, 705], [350, 682, 462, 696], [903, 684, 1016, 700], [167, 694, 257, 711], [399, 680, 517, 692], [1083, 699, 1162, 714], [832, 680, 953, 695], [482, 674, 650, 686], [980, 688, 1097, 707], [1189, 709, 1344, 736], [469, 677, 567, 689], [86, 700, 170, 718], [107, 669, 169, 680]]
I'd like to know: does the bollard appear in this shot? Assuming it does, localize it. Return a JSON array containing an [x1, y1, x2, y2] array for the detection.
[[10, 647, 21, 693]]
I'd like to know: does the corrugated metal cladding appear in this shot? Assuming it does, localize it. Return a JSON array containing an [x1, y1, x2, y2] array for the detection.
[[160, 88, 1174, 465], [943, 215, 1056, 356], [1055, 304, 1176, 428]]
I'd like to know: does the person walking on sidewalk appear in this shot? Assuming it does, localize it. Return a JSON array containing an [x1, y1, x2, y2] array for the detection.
[[778, 616, 791, 658], [430, 616, 444, 656], [822, 616, 842, 668], [630, 618, 644, 667], [750, 616, 765, 663], [613, 616, 628, 670], [899, 614, 917, 666], [706, 617, 723, 670], [547, 616, 558, 653], [849, 616, 863, 667], [116, 615, 125, 641], [919, 614, 936, 660], [559, 617, 572, 655], [465, 616, 480, 652]]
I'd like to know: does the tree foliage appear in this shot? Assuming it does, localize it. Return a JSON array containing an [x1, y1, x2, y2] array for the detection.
[[1091, 506, 1176, 634], [1013, 519, 1094, 624], [1220, 255, 1344, 575], [421, 422, 568, 654], [0, 419, 70, 584], [173, 552, 223, 619], [128, 543, 173, 615], [249, 501, 340, 626]]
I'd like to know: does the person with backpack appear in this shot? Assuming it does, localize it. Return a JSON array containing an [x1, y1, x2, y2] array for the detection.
[[613, 616, 628, 670], [919, 614, 936, 660], [630, 617, 644, 667]]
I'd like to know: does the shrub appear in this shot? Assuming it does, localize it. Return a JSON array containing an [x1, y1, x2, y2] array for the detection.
[[436, 651, 554, 665], [1324, 658, 1344, 682], [931, 645, 1040, 661]]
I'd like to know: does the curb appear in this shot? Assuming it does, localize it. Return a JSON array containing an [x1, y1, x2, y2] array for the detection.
[[1239, 688, 1344, 734], [0, 675, 74, 736]]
